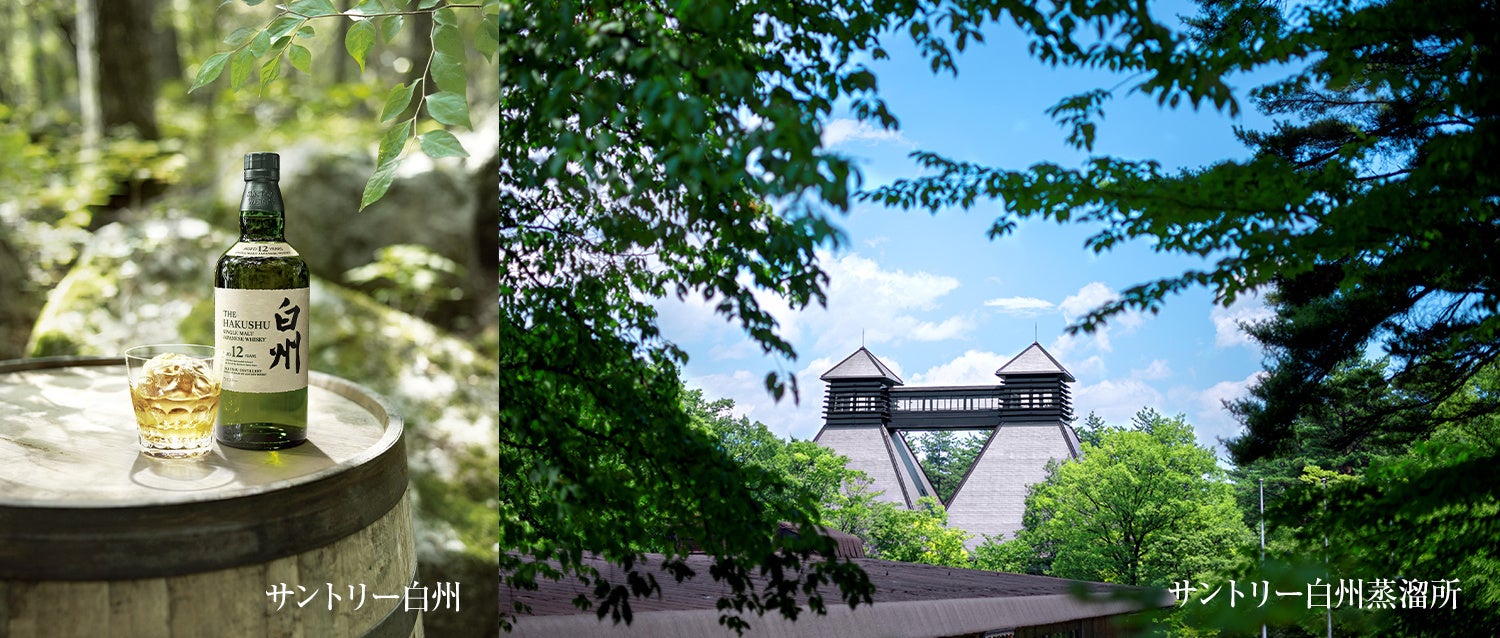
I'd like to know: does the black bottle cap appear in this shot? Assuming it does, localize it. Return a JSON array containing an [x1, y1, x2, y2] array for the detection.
[[244, 152, 280, 181]]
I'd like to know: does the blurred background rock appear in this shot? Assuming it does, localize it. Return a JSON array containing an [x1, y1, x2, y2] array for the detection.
[[0, 1, 497, 635]]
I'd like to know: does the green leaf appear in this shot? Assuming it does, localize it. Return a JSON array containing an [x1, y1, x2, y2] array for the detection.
[[224, 27, 256, 47], [419, 0, 444, 8], [432, 23, 464, 59], [242, 0, 265, 5], [419, 130, 469, 159], [289, 44, 312, 75], [432, 7, 457, 25], [345, 19, 377, 73], [361, 158, 401, 211], [431, 51, 466, 95], [483, 0, 499, 14], [249, 29, 272, 57], [425, 91, 471, 128], [377, 15, 404, 44], [189, 52, 231, 93], [380, 82, 419, 122], [378, 120, 413, 165], [259, 55, 282, 92], [267, 16, 302, 39], [289, 0, 337, 16], [230, 49, 256, 89], [475, 16, 499, 61]]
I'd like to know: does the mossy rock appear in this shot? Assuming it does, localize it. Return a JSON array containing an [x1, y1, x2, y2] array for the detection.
[[27, 217, 498, 634]]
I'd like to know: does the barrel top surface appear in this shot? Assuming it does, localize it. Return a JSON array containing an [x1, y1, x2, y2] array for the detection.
[[0, 357, 402, 508]]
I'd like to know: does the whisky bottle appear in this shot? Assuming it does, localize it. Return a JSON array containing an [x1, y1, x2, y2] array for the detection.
[[214, 152, 310, 449]]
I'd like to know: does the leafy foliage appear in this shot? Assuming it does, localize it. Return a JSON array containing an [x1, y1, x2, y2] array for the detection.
[[495, 0, 1228, 628], [871, 0, 1499, 465], [1217, 325, 1500, 633], [483, 0, 1498, 631], [684, 388, 870, 520], [866, 497, 972, 567], [199, 0, 498, 209], [684, 389, 975, 568], [907, 430, 988, 504], [981, 410, 1251, 588], [856, 2, 1500, 629]]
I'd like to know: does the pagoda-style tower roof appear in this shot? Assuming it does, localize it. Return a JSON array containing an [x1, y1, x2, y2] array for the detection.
[[821, 347, 903, 385], [994, 342, 1075, 382], [813, 340, 1081, 546]]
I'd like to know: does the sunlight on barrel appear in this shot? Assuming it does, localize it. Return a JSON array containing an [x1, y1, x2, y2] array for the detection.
[[0, 357, 422, 637]]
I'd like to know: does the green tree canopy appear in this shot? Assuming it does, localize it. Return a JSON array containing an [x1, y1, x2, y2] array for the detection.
[[494, 0, 1220, 629], [684, 387, 872, 519], [193, 0, 499, 209], [866, 496, 973, 567], [686, 388, 976, 569], [871, 0, 1500, 466], [980, 410, 1251, 588], [908, 429, 988, 503], [1211, 307, 1500, 634]]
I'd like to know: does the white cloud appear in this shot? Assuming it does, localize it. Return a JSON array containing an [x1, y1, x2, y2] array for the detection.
[[1066, 354, 1107, 380], [1063, 281, 1146, 329], [1050, 326, 1110, 358], [707, 339, 762, 361], [984, 296, 1055, 316], [1047, 282, 1147, 359], [909, 350, 1006, 386], [1059, 281, 1118, 321], [655, 251, 970, 358], [826, 253, 958, 307], [1073, 378, 1165, 426], [908, 316, 973, 342], [657, 251, 971, 436], [822, 118, 911, 148], [687, 369, 814, 440], [683, 353, 843, 440], [1211, 291, 1274, 349], [805, 253, 972, 353], [1190, 371, 1265, 450], [1132, 359, 1172, 380]]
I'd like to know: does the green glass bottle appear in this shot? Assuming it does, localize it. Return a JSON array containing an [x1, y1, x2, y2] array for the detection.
[[214, 152, 310, 449]]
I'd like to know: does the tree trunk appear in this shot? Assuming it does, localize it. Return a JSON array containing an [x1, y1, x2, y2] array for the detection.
[[333, 0, 351, 83], [74, 0, 100, 148], [409, 11, 434, 94], [76, 0, 160, 145], [44, 10, 72, 114], [0, 2, 11, 104]]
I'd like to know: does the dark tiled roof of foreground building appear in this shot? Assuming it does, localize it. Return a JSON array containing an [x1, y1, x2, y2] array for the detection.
[[503, 551, 1171, 637]]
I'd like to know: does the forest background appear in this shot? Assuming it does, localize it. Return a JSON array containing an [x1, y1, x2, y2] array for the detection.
[[500, 0, 1500, 635], [0, 1, 499, 635], [2, 0, 1490, 636]]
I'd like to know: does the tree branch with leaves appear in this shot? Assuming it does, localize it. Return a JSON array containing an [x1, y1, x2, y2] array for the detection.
[[191, 0, 499, 209]]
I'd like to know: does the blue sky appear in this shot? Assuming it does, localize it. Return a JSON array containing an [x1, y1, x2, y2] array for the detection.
[[657, 7, 1280, 458]]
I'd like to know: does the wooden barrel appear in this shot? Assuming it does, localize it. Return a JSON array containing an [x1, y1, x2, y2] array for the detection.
[[0, 357, 422, 638]]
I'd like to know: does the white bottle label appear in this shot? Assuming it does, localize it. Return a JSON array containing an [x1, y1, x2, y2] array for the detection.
[[215, 287, 310, 393], [224, 242, 300, 258]]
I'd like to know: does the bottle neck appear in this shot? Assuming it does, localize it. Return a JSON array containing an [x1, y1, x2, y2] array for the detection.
[[239, 180, 286, 242]]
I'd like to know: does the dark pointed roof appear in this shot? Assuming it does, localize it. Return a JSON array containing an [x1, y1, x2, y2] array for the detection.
[[821, 347, 903, 384], [995, 342, 1075, 382]]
